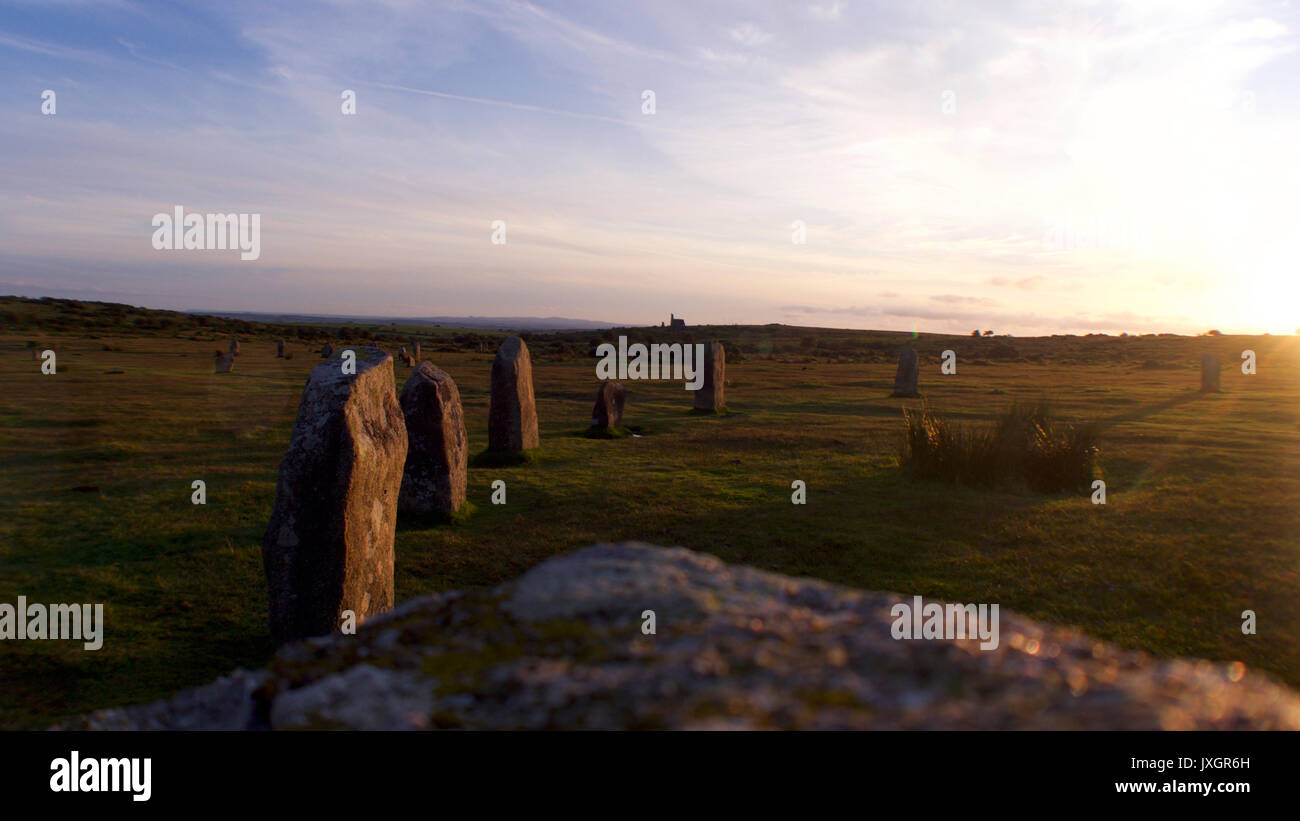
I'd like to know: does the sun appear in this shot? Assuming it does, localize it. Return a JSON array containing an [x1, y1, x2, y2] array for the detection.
[[1229, 239, 1300, 335]]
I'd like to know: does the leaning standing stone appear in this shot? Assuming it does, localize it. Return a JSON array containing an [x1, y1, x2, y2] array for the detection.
[[398, 363, 467, 514], [261, 348, 408, 646], [891, 349, 919, 397], [214, 351, 235, 373], [488, 336, 540, 452], [693, 342, 726, 412], [592, 381, 626, 428], [1201, 354, 1221, 392]]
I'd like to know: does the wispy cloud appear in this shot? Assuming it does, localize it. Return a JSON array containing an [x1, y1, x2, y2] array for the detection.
[[1, 0, 1296, 333]]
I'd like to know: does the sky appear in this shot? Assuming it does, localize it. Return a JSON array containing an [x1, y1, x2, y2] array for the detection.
[[1, 0, 1297, 335]]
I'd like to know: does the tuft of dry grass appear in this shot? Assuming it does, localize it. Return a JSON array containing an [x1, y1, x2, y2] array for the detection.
[[903, 401, 1100, 492]]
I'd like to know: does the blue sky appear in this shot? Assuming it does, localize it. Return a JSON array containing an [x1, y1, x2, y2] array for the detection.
[[2, 0, 1298, 334]]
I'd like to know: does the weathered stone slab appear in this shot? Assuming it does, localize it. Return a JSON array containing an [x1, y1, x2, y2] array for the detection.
[[693, 341, 725, 411], [891, 348, 919, 397], [591, 381, 626, 428], [260, 347, 408, 646], [214, 352, 234, 373], [398, 363, 468, 514], [488, 336, 539, 452], [1201, 354, 1221, 392]]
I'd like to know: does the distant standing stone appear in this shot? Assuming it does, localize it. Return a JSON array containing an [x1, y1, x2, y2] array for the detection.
[[230, 339, 240, 357], [891, 349, 919, 397], [398, 346, 414, 367], [693, 342, 726, 412], [261, 348, 408, 646], [411, 341, 421, 361], [488, 336, 540, 452], [321, 343, 334, 358], [276, 340, 286, 358], [591, 381, 626, 428], [398, 363, 468, 514], [214, 351, 235, 373], [1201, 354, 1221, 392]]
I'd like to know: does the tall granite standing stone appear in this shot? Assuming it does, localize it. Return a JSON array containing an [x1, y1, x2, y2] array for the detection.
[[230, 339, 240, 357], [1201, 354, 1221, 392], [488, 336, 540, 452], [321, 343, 334, 358], [693, 342, 726, 412], [591, 381, 626, 428], [214, 351, 235, 373], [261, 348, 408, 646], [398, 363, 467, 514], [276, 340, 286, 358], [411, 341, 421, 361], [891, 349, 919, 397]]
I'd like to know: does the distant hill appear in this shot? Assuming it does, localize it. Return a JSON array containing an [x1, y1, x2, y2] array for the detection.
[[191, 310, 618, 332]]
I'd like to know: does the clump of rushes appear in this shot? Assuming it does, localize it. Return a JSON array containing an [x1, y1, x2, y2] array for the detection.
[[902, 400, 1100, 492]]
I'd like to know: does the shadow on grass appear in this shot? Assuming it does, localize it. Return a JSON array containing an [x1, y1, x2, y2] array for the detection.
[[397, 501, 477, 531], [1098, 390, 1203, 429], [470, 448, 539, 468], [574, 424, 649, 439], [687, 407, 741, 417]]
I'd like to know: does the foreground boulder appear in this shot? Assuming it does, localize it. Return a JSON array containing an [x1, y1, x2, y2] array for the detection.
[[261, 347, 408, 646], [488, 336, 539, 452], [398, 363, 468, 514], [59, 543, 1300, 730]]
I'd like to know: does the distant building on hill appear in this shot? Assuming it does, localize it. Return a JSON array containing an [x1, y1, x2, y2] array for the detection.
[[670, 314, 686, 328]]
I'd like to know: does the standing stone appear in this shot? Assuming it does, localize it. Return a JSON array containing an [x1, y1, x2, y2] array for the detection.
[[591, 381, 626, 429], [693, 342, 726, 412], [488, 336, 540, 452], [398, 363, 468, 515], [321, 343, 334, 358], [411, 341, 421, 361], [891, 349, 919, 397], [276, 340, 286, 358], [214, 351, 235, 373], [229, 339, 240, 357], [1201, 354, 1221, 392], [261, 348, 408, 646], [398, 346, 414, 367]]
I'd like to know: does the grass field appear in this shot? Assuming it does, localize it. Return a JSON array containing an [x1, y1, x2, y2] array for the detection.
[[2, 316, 1298, 729]]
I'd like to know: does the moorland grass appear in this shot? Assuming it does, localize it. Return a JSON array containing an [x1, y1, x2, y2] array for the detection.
[[0, 305, 1297, 727]]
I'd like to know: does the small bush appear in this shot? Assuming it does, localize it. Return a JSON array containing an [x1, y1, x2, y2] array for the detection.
[[902, 401, 1099, 492]]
